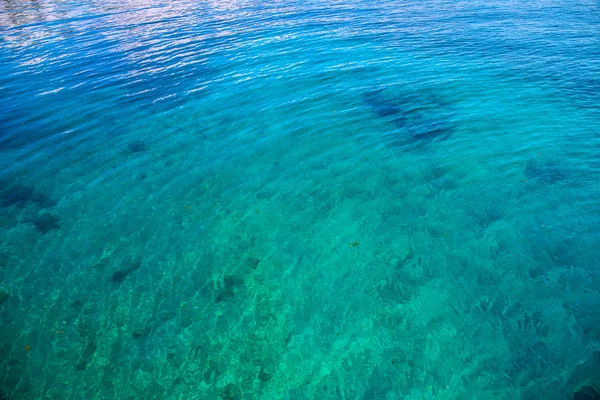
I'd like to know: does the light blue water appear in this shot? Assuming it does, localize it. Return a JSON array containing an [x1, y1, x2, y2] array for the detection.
[[1, 0, 600, 399]]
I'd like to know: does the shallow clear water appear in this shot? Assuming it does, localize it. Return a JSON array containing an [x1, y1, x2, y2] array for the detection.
[[1, 0, 600, 399]]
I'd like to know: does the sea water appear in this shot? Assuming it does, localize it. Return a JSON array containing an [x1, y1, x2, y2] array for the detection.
[[1, 0, 599, 399]]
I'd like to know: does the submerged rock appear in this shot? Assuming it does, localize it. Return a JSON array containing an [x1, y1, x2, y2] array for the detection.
[[32, 193, 58, 208], [246, 256, 261, 270], [220, 383, 242, 400], [573, 386, 600, 400], [224, 275, 243, 290], [363, 88, 454, 147], [215, 275, 244, 302], [258, 364, 273, 382], [111, 257, 143, 284], [364, 90, 403, 119], [128, 140, 147, 153], [33, 213, 60, 234], [111, 270, 128, 284], [0, 291, 9, 305], [132, 327, 150, 339], [0, 184, 57, 209], [1, 185, 34, 208], [524, 158, 567, 184], [215, 287, 234, 303], [76, 339, 97, 371], [71, 299, 83, 309]]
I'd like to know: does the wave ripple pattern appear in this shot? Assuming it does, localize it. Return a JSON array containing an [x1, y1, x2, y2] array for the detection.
[[1, 0, 600, 399]]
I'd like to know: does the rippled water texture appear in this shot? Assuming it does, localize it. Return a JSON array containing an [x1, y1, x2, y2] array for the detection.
[[1, 0, 600, 399]]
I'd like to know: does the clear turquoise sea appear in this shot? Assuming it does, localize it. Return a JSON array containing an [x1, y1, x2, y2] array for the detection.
[[1, 0, 600, 399]]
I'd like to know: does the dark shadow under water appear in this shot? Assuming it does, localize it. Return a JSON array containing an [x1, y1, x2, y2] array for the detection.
[[363, 87, 456, 149]]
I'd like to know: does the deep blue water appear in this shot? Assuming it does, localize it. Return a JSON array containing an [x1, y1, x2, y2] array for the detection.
[[1, 0, 600, 399]]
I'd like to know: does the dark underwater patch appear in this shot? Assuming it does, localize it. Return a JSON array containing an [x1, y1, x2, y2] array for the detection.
[[0, 184, 57, 209], [574, 386, 600, 400], [128, 140, 147, 153], [246, 256, 261, 270], [363, 88, 455, 148], [364, 90, 402, 119], [76, 339, 97, 371], [0, 291, 9, 305], [524, 158, 568, 184], [220, 383, 243, 400], [215, 274, 244, 303], [132, 326, 151, 340], [71, 299, 84, 310], [33, 213, 60, 234], [569, 350, 600, 400], [111, 257, 142, 284], [1, 184, 33, 208]]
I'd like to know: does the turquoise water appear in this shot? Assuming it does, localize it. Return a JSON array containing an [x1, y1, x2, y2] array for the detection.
[[1, 0, 600, 398]]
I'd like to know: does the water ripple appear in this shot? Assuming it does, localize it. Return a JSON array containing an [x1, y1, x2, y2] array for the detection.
[[1, 1, 600, 399]]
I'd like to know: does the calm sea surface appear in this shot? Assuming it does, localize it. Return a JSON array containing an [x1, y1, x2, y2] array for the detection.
[[1, 1, 600, 399]]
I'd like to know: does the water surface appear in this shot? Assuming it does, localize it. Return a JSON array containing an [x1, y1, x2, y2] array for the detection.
[[1, 0, 600, 399]]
